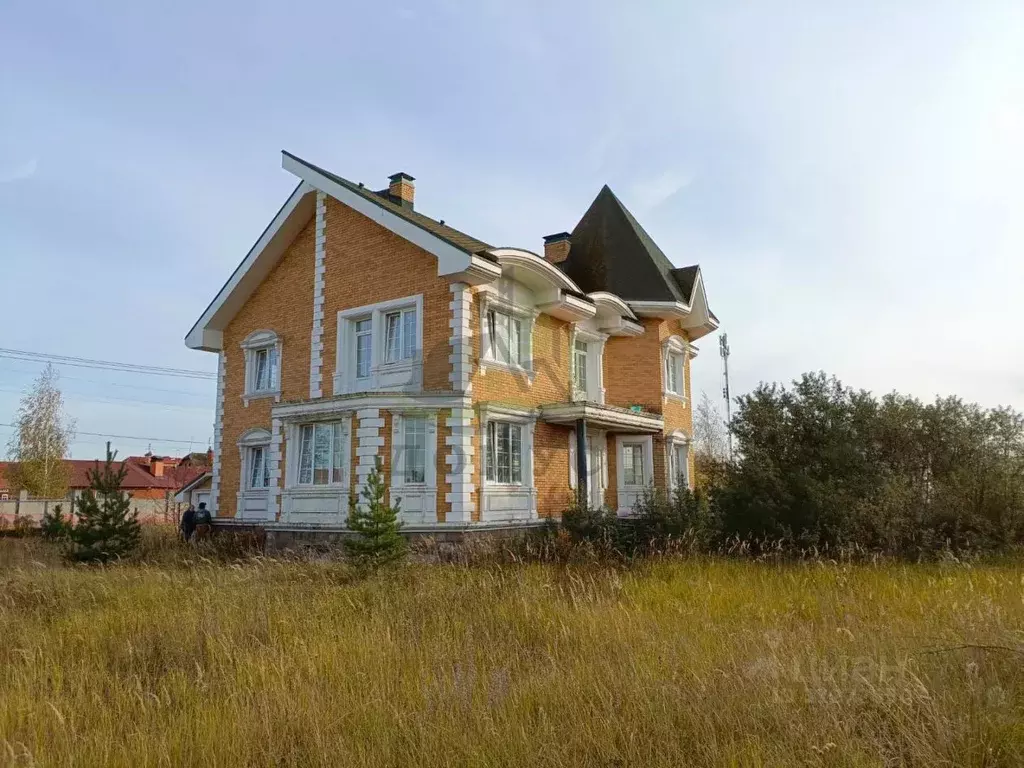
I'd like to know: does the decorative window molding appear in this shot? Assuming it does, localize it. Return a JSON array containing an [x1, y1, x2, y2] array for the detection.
[[615, 434, 654, 516], [661, 335, 688, 402], [478, 294, 537, 382], [390, 410, 438, 524], [570, 327, 607, 403], [666, 430, 692, 493], [236, 427, 274, 520], [241, 330, 282, 406], [309, 191, 327, 398], [335, 294, 424, 395], [477, 404, 536, 521], [280, 416, 352, 524]]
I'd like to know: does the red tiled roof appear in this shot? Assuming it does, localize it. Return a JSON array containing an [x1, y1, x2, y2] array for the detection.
[[0, 454, 212, 493]]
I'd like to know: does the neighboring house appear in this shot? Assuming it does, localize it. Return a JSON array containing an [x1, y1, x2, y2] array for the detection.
[[185, 152, 718, 532], [175, 471, 212, 510], [0, 452, 212, 523]]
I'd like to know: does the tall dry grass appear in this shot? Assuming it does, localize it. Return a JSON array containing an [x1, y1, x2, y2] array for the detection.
[[0, 536, 1021, 766]]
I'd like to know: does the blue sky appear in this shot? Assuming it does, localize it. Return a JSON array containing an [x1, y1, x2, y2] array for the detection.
[[2, 0, 1022, 459]]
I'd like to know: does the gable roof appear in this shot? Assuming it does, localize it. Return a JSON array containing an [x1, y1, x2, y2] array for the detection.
[[0, 457, 203, 493], [186, 152, 501, 351], [282, 152, 493, 256], [558, 185, 699, 305]]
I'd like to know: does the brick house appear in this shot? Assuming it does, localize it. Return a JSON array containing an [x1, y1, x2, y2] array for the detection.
[[185, 152, 718, 532]]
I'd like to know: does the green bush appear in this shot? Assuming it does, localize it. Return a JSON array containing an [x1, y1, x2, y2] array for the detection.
[[39, 503, 71, 541]]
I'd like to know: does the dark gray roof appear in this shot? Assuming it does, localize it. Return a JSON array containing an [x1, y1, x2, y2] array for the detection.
[[558, 185, 702, 305], [283, 151, 492, 255]]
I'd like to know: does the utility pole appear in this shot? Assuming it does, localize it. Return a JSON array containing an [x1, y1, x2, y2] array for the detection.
[[719, 333, 733, 461]]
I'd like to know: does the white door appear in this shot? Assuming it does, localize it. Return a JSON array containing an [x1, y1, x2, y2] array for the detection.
[[196, 491, 211, 512]]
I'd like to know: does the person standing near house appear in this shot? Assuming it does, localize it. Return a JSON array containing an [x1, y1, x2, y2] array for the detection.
[[194, 502, 212, 542], [179, 503, 197, 542]]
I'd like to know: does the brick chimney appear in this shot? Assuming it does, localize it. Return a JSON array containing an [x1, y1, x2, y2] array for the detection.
[[543, 232, 571, 264], [206, 448, 214, 465], [388, 172, 415, 209], [150, 456, 164, 478]]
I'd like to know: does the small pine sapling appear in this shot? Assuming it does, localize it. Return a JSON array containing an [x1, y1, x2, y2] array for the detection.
[[68, 443, 141, 563], [345, 459, 407, 567]]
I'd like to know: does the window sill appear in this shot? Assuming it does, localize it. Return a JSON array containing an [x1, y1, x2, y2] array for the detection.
[[662, 391, 688, 405], [484, 481, 528, 489], [480, 359, 536, 382], [286, 485, 349, 494], [243, 389, 281, 406]]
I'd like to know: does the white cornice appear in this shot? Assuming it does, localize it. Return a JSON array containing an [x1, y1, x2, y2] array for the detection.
[[273, 392, 471, 420]]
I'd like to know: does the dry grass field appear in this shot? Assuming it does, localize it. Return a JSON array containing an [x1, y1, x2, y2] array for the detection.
[[0, 535, 1022, 767]]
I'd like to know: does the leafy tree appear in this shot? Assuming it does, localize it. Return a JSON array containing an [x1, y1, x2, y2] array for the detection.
[[68, 444, 141, 563], [693, 391, 730, 490], [345, 459, 406, 567], [40, 502, 71, 541], [5, 364, 75, 498]]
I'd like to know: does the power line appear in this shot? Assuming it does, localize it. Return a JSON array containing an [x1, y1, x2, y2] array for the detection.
[[0, 348, 216, 381], [0, 423, 203, 446], [0, 385, 209, 411], [0, 362, 210, 397]]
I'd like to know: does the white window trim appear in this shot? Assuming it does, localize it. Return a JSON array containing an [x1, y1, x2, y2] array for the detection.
[[285, 418, 352, 490], [666, 430, 692, 493], [278, 415, 353, 523], [615, 434, 654, 516], [335, 294, 424, 395], [479, 294, 537, 382], [570, 327, 607, 403], [241, 330, 282, 406], [390, 410, 439, 524], [237, 427, 273, 519], [478, 404, 537, 521], [661, 335, 689, 403]]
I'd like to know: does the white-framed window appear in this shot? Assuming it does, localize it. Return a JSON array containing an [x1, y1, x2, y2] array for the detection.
[[662, 336, 688, 400], [486, 308, 523, 366], [402, 416, 427, 484], [241, 330, 282, 404], [354, 318, 372, 379], [479, 294, 536, 376], [668, 439, 690, 491], [485, 420, 523, 485], [622, 442, 646, 486], [246, 446, 270, 489], [296, 421, 348, 486], [615, 434, 654, 515], [573, 339, 588, 397], [335, 294, 424, 395], [384, 307, 417, 364]]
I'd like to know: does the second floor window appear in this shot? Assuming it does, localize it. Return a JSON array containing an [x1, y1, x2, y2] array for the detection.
[[246, 446, 270, 489], [485, 421, 522, 484], [252, 348, 277, 392], [297, 422, 347, 485], [384, 308, 417, 364], [573, 339, 588, 397], [622, 442, 645, 486], [664, 352, 684, 397], [486, 309, 523, 366], [355, 319, 372, 379]]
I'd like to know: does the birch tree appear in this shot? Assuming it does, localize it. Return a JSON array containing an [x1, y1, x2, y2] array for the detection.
[[5, 364, 75, 497]]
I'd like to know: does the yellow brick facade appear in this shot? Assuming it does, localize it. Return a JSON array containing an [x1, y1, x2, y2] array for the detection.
[[211, 186, 700, 526]]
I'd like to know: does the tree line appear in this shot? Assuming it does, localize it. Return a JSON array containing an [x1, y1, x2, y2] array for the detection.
[[690, 373, 1024, 556]]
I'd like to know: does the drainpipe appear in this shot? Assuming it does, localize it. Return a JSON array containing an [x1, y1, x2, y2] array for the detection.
[[575, 417, 588, 508]]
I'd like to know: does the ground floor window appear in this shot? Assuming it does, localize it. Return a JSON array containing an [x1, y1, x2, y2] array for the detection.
[[669, 442, 689, 489], [297, 422, 347, 485], [485, 420, 523, 484], [403, 416, 427, 484], [621, 442, 646, 486], [246, 446, 270, 489]]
